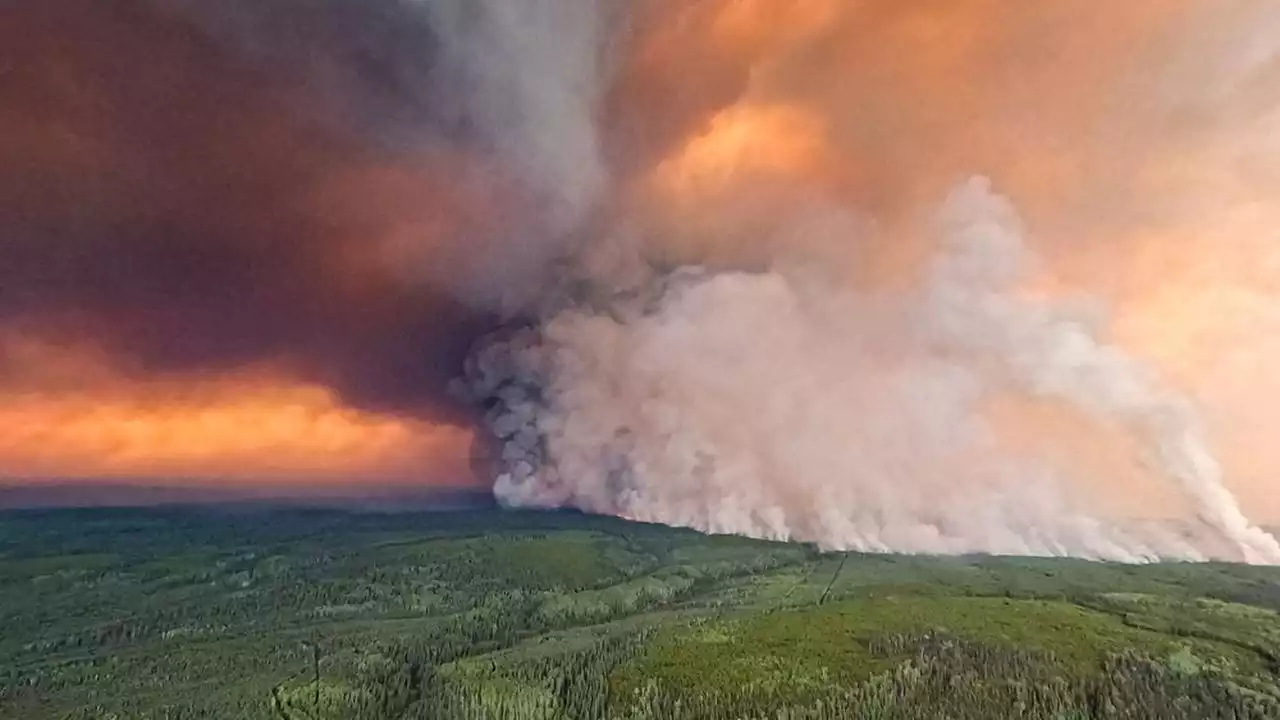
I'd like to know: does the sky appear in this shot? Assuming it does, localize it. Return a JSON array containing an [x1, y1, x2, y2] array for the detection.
[[2, 0, 1280, 525], [0, 1, 489, 490]]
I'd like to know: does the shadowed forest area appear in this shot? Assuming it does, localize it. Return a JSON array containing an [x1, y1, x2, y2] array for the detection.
[[3, 508, 1280, 719]]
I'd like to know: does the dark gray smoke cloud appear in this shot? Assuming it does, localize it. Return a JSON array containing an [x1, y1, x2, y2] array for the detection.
[[0, 0, 565, 422]]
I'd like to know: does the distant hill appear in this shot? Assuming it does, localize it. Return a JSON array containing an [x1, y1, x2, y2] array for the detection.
[[0, 479, 495, 511]]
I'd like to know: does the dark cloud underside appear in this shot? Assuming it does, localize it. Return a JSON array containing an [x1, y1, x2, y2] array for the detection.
[[0, 0, 495, 420]]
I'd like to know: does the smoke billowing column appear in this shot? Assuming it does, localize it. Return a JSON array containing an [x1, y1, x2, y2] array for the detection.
[[16, 0, 1276, 559], [448, 1, 1280, 565], [463, 177, 1276, 563]]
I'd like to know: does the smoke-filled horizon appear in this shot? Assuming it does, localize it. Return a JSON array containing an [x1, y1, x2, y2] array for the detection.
[[3, 1, 1280, 561]]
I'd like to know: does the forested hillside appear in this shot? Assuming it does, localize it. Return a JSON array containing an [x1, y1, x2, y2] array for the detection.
[[3, 508, 1280, 719]]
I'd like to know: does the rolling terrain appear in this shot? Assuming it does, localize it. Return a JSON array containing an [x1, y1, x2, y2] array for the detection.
[[3, 508, 1280, 718]]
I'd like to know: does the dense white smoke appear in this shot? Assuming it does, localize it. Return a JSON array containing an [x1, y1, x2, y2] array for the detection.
[[443, 0, 1280, 564], [463, 178, 1278, 563]]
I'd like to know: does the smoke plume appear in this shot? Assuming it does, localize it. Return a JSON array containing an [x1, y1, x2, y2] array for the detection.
[[4, 1, 1280, 561], [455, 0, 1280, 564], [462, 178, 1279, 563]]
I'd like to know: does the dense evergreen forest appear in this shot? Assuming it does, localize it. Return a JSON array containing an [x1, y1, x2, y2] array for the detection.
[[3, 507, 1280, 719]]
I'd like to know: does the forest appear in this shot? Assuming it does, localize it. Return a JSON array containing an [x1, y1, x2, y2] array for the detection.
[[3, 507, 1280, 719]]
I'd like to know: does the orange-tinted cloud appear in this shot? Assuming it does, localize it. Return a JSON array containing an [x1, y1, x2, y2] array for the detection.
[[0, 1, 504, 423], [0, 383, 470, 483], [0, 338, 474, 484], [607, 0, 1280, 519], [0, 1, 500, 488]]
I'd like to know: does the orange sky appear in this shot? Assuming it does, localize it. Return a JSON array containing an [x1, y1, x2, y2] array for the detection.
[[0, 383, 472, 485], [0, 337, 475, 487]]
